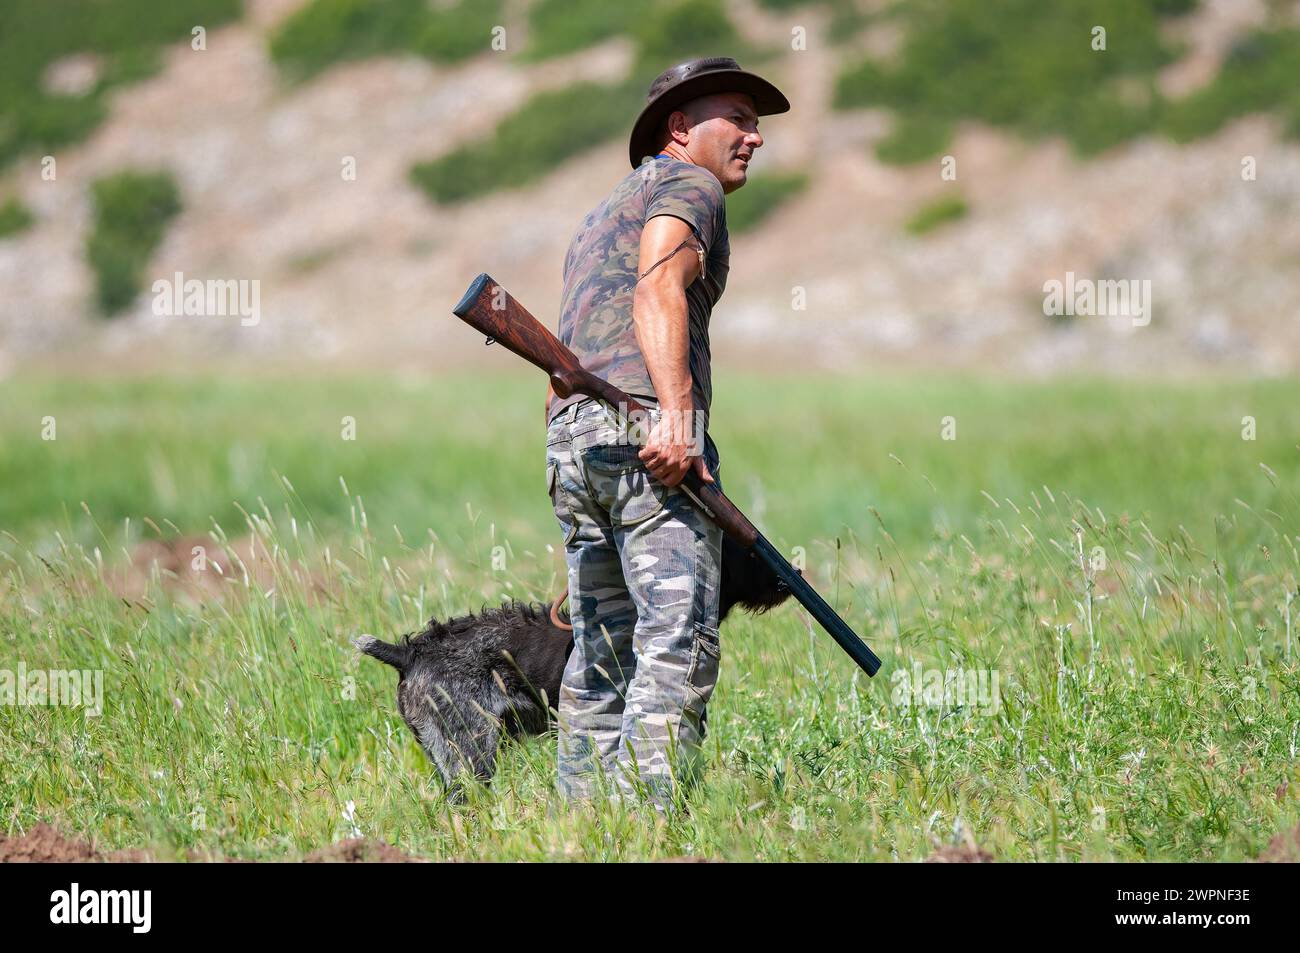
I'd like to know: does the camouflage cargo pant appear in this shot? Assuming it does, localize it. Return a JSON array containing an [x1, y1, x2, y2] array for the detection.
[[545, 398, 723, 808]]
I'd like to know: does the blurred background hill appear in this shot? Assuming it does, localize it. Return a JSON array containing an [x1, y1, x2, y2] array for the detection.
[[1, 0, 1298, 378]]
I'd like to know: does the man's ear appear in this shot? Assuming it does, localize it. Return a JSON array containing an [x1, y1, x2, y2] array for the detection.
[[666, 108, 693, 145]]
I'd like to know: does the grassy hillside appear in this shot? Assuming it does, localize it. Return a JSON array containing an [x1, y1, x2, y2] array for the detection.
[[0, 0, 241, 169], [268, 0, 503, 78]]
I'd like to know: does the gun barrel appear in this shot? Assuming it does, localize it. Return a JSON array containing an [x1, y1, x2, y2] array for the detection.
[[752, 535, 882, 676]]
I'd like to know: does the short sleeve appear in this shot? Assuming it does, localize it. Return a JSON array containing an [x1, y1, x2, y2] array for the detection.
[[645, 162, 726, 257]]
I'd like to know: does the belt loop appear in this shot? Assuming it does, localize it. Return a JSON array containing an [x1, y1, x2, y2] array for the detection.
[[566, 401, 579, 424]]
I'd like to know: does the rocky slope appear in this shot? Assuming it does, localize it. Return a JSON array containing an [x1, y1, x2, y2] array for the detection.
[[1, 0, 1296, 378]]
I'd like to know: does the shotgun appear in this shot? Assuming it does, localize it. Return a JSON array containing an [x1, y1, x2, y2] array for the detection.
[[452, 273, 881, 678]]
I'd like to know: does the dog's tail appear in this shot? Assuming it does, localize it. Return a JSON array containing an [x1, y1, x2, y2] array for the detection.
[[353, 634, 410, 672]]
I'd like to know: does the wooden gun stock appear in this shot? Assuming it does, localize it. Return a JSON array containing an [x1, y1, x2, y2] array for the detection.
[[452, 273, 881, 677], [453, 273, 758, 544]]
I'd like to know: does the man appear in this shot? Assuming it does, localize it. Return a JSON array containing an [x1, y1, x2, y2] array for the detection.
[[544, 57, 789, 808]]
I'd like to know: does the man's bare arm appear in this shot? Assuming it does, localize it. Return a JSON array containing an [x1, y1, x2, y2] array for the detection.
[[633, 214, 713, 487]]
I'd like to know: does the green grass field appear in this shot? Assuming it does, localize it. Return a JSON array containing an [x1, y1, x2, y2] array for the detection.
[[2, 372, 1298, 860]]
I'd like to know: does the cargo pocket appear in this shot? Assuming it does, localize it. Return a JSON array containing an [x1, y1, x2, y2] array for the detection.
[[581, 443, 670, 527], [547, 460, 578, 546], [684, 620, 721, 715]]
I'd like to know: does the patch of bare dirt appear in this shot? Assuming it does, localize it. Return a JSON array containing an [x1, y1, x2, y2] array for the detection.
[[0, 823, 102, 862], [304, 838, 419, 863], [105, 533, 329, 605], [1257, 824, 1300, 863], [656, 855, 720, 862], [924, 843, 995, 863], [1157, 0, 1269, 98], [0, 825, 418, 863]]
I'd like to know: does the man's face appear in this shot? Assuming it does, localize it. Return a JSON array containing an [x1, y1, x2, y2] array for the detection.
[[669, 92, 764, 194]]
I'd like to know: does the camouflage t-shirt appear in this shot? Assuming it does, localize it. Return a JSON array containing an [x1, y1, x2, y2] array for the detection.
[[547, 156, 730, 431]]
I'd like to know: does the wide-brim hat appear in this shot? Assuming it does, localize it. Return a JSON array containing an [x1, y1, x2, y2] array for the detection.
[[628, 56, 790, 169]]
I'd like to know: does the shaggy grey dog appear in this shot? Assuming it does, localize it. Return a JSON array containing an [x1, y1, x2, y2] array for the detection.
[[356, 536, 793, 788]]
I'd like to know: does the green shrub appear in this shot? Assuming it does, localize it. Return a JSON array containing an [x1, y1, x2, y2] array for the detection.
[[905, 193, 968, 235], [269, 0, 421, 75], [411, 0, 775, 205], [633, 0, 760, 71], [726, 171, 810, 233], [755, 0, 874, 44], [0, 0, 241, 169], [833, 53, 889, 112], [0, 97, 107, 169], [875, 116, 952, 165], [524, 0, 639, 61], [269, 0, 501, 79], [411, 80, 643, 204], [826, 0, 875, 45], [525, 0, 764, 65], [833, 0, 1190, 161], [1068, 89, 1161, 156], [0, 198, 34, 238], [85, 170, 182, 316], [414, 0, 502, 62], [96, 46, 165, 90], [1161, 29, 1300, 143]]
